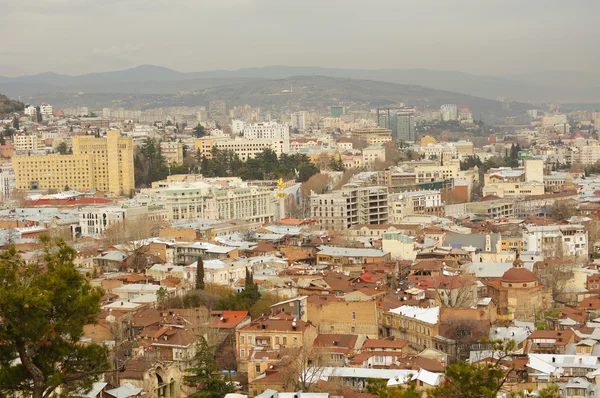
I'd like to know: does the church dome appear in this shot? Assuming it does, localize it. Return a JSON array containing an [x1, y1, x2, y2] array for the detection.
[[501, 267, 537, 284]]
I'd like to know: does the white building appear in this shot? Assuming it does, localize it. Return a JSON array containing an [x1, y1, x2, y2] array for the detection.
[[232, 120, 245, 134], [243, 122, 289, 142], [0, 162, 16, 200], [211, 137, 289, 160], [389, 190, 442, 222], [524, 224, 588, 260], [291, 111, 308, 131], [24, 105, 37, 117], [39, 104, 53, 119], [362, 144, 386, 170], [440, 104, 458, 120], [13, 134, 44, 151], [78, 205, 149, 238]]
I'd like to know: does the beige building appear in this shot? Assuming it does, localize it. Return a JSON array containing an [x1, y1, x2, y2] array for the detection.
[[351, 128, 393, 145], [195, 136, 288, 161], [12, 130, 135, 196], [13, 134, 44, 151], [415, 163, 459, 184], [362, 144, 386, 170], [160, 141, 184, 165], [306, 295, 379, 338]]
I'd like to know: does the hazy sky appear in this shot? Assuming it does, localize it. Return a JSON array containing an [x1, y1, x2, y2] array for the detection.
[[0, 0, 597, 76]]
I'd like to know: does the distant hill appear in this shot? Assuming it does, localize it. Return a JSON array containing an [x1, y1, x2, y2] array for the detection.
[[25, 75, 532, 123], [0, 93, 24, 115], [1, 65, 599, 103]]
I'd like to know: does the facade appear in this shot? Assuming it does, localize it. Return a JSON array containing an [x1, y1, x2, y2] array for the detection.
[[243, 122, 289, 142], [12, 130, 135, 196], [306, 296, 379, 338], [39, 104, 53, 118], [310, 185, 390, 231], [524, 224, 588, 260], [290, 112, 308, 131], [79, 205, 150, 238], [397, 110, 416, 142], [389, 190, 443, 222], [415, 164, 459, 184], [195, 137, 289, 161], [146, 181, 276, 223], [351, 128, 393, 145], [380, 306, 440, 352], [13, 134, 44, 151], [486, 267, 545, 321], [362, 144, 386, 170], [0, 162, 15, 200], [159, 141, 184, 165]]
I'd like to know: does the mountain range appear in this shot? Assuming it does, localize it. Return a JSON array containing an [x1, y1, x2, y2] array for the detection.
[[1, 65, 599, 104]]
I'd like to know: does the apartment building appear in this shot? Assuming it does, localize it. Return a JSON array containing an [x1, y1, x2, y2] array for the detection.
[[310, 185, 389, 231], [194, 137, 288, 160], [78, 205, 153, 238], [13, 134, 44, 151], [380, 306, 440, 353], [524, 224, 588, 259], [362, 144, 386, 170], [291, 111, 307, 131], [351, 128, 393, 145], [389, 190, 443, 222], [243, 122, 289, 142], [159, 141, 184, 165], [12, 130, 135, 196], [235, 315, 317, 377], [414, 163, 459, 184], [144, 181, 276, 223], [0, 162, 15, 200]]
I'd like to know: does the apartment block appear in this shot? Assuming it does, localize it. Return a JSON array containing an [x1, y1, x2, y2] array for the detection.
[[13, 134, 44, 152], [160, 141, 184, 165], [351, 128, 393, 145], [310, 185, 389, 231], [389, 190, 443, 222], [195, 137, 288, 161], [12, 130, 135, 196], [0, 162, 15, 200]]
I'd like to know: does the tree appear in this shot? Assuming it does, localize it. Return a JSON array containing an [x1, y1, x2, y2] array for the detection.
[[427, 340, 516, 398], [56, 141, 69, 155], [185, 336, 235, 398], [538, 259, 576, 302], [12, 116, 19, 130], [196, 256, 205, 290], [0, 240, 109, 398], [433, 275, 477, 308], [367, 378, 420, 398], [300, 173, 331, 197], [546, 200, 576, 220], [157, 287, 169, 307], [193, 124, 206, 138], [35, 106, 42, 123]]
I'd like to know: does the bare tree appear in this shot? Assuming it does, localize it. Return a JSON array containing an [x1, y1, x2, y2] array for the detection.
[[538, 259, 576, 302], [433, 275, 477, 308], [278, 344, 324, 392]]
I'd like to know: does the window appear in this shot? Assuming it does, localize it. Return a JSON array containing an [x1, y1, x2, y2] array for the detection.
[[352, 312, 356, 320], [240, 336, 244, 344], [255, 365, 261, 373], [282, 337, 287, 345], [248, 336, 253, 344], [240, 349, 245, 357], [275, 336, 280, 344]]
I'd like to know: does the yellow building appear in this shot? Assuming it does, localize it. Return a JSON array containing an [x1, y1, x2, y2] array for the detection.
[[12, 130, 134, 196], [351, 128, 393, 144]]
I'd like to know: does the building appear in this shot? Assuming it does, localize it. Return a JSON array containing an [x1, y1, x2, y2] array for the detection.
[[486, 266, 546, 321], [159, 141, 184, 165], [524, 224, 588, 260], [380, 306, 440, 353], [291, 112, 307, 131], [415, 163, 459, 184], [362, 144, 386, 170], [12, 130, 135, 196], [331, 106, 345, 118], [195, 137, 288, 161], [310, 185, 389, 231], [316, 246, 391, 266], [440, 104, 458, 120], [13, 134, 44, 151], [144, 180, 276, 223], [306, 295, 379, 338], [389, 190, 443, 222], [208, 100, 226, 120], [39, 104, 53, 119], [78, 205, 150, 238], [0, 162, 15, 200], [243, 122, 289, 142], [397, 109, 416, 142], [351, 128, 393, 145]]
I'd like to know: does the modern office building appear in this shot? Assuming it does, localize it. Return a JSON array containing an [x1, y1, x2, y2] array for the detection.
[[12, 130, 135, 196], [397, 110, 416, 142], [330, 106, 345, 118], [351, 128, 393, 145]]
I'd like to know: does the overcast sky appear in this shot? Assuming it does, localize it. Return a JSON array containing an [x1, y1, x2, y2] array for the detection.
[[0, 0, 597, 77]]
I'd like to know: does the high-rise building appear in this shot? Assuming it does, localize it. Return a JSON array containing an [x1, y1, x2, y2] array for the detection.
[[291, 111, 307, 131], [330, 106, 345, 118], [0, 162, 15, 200], [397, 110, 416, 142], [440, 104, 458, 120], [208, 100, 227, 121], [12, 130, 135, 196]]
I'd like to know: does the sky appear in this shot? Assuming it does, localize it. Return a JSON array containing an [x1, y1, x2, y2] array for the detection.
[[0, 0, 597, 77]]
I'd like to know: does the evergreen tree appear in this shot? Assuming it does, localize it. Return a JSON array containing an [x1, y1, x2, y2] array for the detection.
[[185, 337, 235, 398], [193, 124, 206, 138], [196, 256, 205, 290], [240, 268, 261, 304], [0, 240, 109, 398], [12, 116, 19, 130]]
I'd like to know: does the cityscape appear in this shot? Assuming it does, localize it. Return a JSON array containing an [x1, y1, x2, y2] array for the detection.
[[1, 2, 600, 398]]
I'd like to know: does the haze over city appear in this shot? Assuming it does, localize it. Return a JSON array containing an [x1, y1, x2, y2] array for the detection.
[[1, 0, 598, 77]]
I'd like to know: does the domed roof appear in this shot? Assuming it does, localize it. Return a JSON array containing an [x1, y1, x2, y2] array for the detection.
[[501, 267, 537, 284]]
